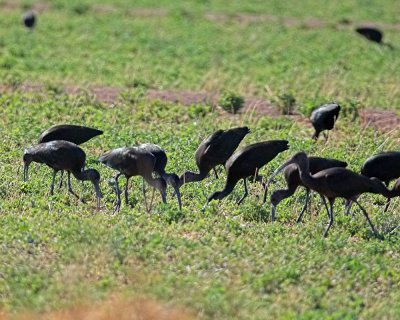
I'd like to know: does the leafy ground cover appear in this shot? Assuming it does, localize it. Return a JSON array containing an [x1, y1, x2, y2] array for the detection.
[[0, 1, 400, 319]]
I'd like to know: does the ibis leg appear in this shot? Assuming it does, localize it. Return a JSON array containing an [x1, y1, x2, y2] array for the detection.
[[320, 195, 330, 219], [148, 188, 156, 212], [124, 177, 130, 207], [323, 199, 335, 238], [58, 170, 64, 189], [113, 173, 122, 213], [213, 167, 219, 179], [344, 200, 352, 215], [237, 178, 248, 205], [384, 197, 391, 212], [49, 170, 57, 195], [354, 200, 380, 238], [142, 178, 149, 212], [67, 171, 83, 202], [296, 188, 310, 223]]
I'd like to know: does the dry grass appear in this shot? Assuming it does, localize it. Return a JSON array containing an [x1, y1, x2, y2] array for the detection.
[[5, 295, 196, 320]]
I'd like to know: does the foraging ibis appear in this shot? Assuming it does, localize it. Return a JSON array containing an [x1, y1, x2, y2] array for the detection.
[[138, 143, 182, 210], [310, 103, 340, 140], [23, 141, 102, 209], [358, 151, 400, 212], [206, 140, 289, 205], [22, 11, 36, 29], [99, 147, 167, 212], [267, 152, 393, 238], [270, 157, 347, 222], [180, 127, 250, 185], [355, 27, 383, 44]]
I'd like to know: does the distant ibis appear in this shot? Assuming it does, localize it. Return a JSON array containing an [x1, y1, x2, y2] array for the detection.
[[310, 103, 340, 140], [206, 140, 289, 205], [180, 127, 250, 185], [355, 151, 400, 212], [138, 143, 182, 210], [267, 152, 392, 238], [37, 124, 103, 188], [23, 141, 102, 209], [270, 157, 347, 222], [99, 147, 167, 212], [355, 27, 383, 44], [22, 11, 36, 30]]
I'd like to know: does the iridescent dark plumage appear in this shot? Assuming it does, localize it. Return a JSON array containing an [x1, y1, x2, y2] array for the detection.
[[207, 140, 289, 205], [355, 27, 383, 43], [23, 140, 101, 208], [180, 127, 250, 185], [23, 11, 36, 29], [270, 157, 347, 222], [99, 147, 167, 212], [38, 124, 103, 145], [310, 103, 340, 140]]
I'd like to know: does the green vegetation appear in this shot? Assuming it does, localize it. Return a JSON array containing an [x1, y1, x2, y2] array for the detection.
[[218, 91, 244, 114], [0, 1, 400, 319]]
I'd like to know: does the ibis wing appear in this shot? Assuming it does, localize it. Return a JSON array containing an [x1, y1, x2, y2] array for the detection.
[[320, 168, 366, 198]]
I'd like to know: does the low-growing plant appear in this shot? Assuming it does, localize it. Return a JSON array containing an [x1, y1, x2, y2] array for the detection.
[[276, 92, 296, 115], [218, 91, 244, 114]]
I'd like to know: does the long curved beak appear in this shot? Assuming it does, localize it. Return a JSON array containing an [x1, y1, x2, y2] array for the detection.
[[266, 158, 295, 189], [93, 181, 102, 209], [23, 163, 29, 182], [174, 186, 182, 210]]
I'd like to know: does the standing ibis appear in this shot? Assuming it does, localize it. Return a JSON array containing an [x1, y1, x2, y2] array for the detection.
[[206, 140, 289, 205], [355, 27, 383, 44], [22, 11, 36, 30], [138, 143, 182, 210], [310, 103, 340, 140], [356, 151, 400, 212], [180, 127, 250, 185], [23, 141, 102, 209], [99, 147, 167, 212], [37, 124, 103, 188], [267, 152, 393, 238], [270, 157, 347, 222]]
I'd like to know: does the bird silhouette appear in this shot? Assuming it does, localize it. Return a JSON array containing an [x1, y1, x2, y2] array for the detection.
[[99, 147, 167, 212], [345, 151, 400, 214], [23, 141, 102, 208], [355, 27, 383, 43], [310, 103, 340, 140], [22, 10, 36, 30], [37, 124, 103, 188], [270, 157, 347, 222], [138, 143, 182, 210], [206, 140, 289, 205], [180, 127, 250, 185], [267, 152, 393, 238]]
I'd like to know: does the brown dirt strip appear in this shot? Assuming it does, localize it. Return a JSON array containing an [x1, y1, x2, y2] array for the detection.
[[1, 82, 399, 133]]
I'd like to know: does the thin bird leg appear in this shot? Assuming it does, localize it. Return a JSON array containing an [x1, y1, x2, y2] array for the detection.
[[324, 131, 329, 143], [142, 178, 150, 212], [58, 170, 64, 189], [148, 188, 156, 212], [296, 188, 310, 223], [213, 167, 219, 179], [113, 173, 122, 213], [49, 169, 57, 195], [354, 199, 380, 238], [320, 195, 330, 219], [67, 171, 84, 202], [253, 168, 259, 183], [323, 199, 335, 238], [124, 177, 130, 207], [344, 199, 352, 215], [384, 197, 391, 212], [236, 178, 248, 205]]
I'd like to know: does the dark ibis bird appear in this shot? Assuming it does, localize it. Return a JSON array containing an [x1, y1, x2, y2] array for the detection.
[[206, 140, 289, 205], [270, 157, 347, 222], [22, 10, 36, 30], [345, 151, 400, 213], [267, 152, 393, 238], [23, 141, 102, 209], [138, 143, 182, 210], [38, 124, 103, 145], [310, 103, 340, 140], [355, 27, 383, 44], [99, 147, 167, 212], [37, 124, 103, 188], [180, 127, 250, 185]]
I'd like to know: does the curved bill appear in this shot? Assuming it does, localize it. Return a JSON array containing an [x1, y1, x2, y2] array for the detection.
[[266, 157, 296, 189], [173, 186, 182, 210], [93, 181, 102, 209], [23, 163, 29, 182]]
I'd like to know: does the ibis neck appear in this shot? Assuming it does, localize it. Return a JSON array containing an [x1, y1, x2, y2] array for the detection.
[[217, 181, 236, 200], [181, 170, 208, 184], [296, 158, 319, 190], [73, 170, 90, 181]]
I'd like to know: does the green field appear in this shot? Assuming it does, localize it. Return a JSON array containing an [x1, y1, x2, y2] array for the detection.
[[1, 1, 400, 319]]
